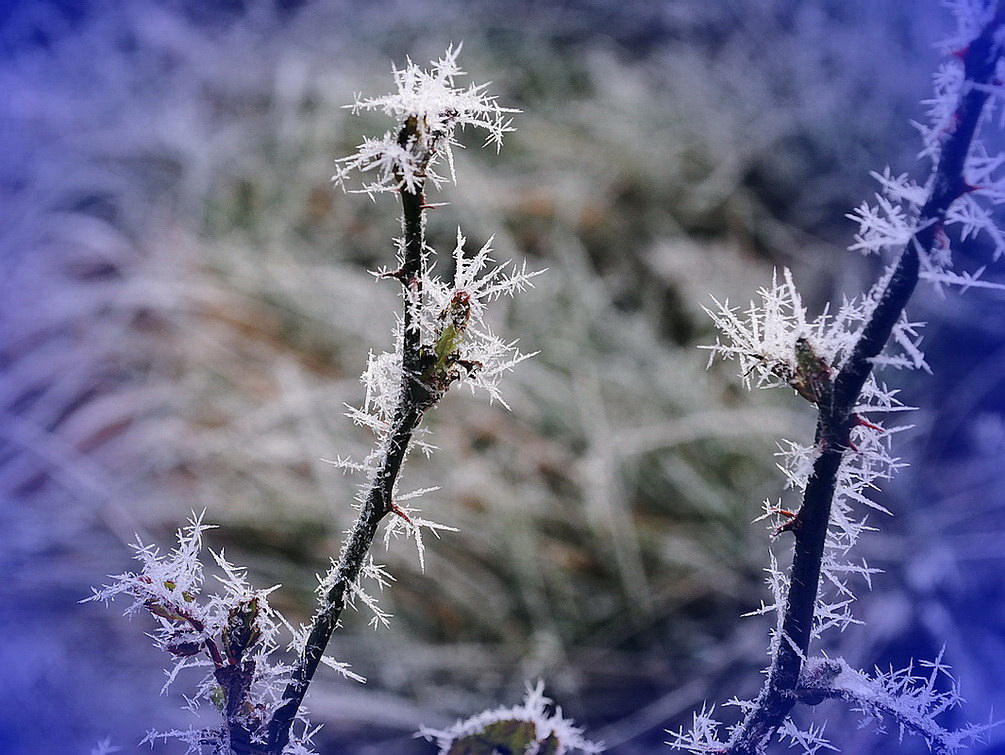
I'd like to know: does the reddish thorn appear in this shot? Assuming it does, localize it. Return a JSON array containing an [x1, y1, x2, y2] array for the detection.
[[951, 45, 969, 61], [964, 183, 982, 194], [853, 414, 884, 433], [389, 502, 412, 524], [378, 267, 406, 282], [774, 509, 801, 535], [847, 438, 860, 454]]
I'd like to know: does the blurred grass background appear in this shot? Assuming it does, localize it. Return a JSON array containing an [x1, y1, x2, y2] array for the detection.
[[2, 0, 1004, 752]]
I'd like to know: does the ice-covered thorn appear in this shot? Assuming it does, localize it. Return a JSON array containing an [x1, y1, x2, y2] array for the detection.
[[853, 414, 884, 433], [388, 502, 413, 524], [772, 508, 802, 536], [377, 266, 408, 283]]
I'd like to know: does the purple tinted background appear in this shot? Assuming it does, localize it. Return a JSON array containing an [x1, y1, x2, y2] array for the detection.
[[1, 0, 1003, 753]]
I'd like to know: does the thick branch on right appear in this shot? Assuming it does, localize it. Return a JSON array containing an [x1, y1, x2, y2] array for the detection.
[[682, 7, 1005, 755]]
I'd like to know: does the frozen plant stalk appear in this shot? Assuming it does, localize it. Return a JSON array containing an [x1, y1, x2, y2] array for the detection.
[[88, 515, 338, 754], [267, 46, 535, 753], [672, 3, 1005, 754], [93, 48, 538, 755]]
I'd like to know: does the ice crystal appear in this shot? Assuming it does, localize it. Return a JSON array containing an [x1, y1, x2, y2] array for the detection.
[[86, 514, 352, 754], [89, 738, 122, 755], [333, 45, 518, 195], [702, 267, 927, 395], [702, 264, 923, 635], [775, 719, 835, 755], [857, 5, 1005, 275], [354, 232, 540, 428], [665, 704, 730, 754], [380, 487, 459, 574], [415, 229, 542, 406], [667, 653, 990, 755], [418, 681, 604, 755]]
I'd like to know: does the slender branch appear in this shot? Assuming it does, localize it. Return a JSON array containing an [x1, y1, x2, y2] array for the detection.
[[793, 688, 958, 755], [792, 662, 961, 755], [726, 14, 1005, 754], [266, 174, 429, 753]]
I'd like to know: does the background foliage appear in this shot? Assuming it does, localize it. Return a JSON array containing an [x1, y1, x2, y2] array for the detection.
[[2, 1, 1003, 752]]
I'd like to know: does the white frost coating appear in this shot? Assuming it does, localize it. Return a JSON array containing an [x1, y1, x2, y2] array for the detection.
[[86, 513, 347, 754], [333, 44, 518, 196], [326, 52, 536, 572], [702, 267, 913, 635], [797, 655, 993, 755], [329, 229, 540, 574], [418, 681, 604, 755]]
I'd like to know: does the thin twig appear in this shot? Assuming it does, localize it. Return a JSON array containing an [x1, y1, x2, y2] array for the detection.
[[726, 13, 1005, 754], [266, 172, 429, 753], [793, 661, 960, 755]]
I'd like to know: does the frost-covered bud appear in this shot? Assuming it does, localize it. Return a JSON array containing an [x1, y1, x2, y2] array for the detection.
[[786, 337, 834, 406], [222, 597, 262, 665], [415, 289, 479, 403], [797, 658, 843, 706], [88, 515, 325, 754], [333, 45, 518, 195], [431, 290, 473, 368], [143, 597, 188, 623]]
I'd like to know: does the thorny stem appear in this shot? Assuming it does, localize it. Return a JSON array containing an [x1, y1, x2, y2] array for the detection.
[[266, 139, 431, 752], [725, 13, 1005, 755], [265, 403, 421, 752]]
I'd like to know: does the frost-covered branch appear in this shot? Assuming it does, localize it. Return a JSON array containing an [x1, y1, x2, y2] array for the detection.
[[95, 48, 535, 755], [266, 49, 530, 754], [680, 4, 1005, 754], [87, 515, 330, 755], [729, 13, 1005, 753], [794, 655, 990, 755]]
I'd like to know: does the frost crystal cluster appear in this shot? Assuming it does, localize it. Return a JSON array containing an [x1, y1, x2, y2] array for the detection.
[[418, 682, 603, 755], [333, 44, 518, 195], [87, 515, 333, 754], [674, 2, 1005, 753], [850, 18, 1005, 285], [335, 226, 539, 574], [703, 269, 916, 635]]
